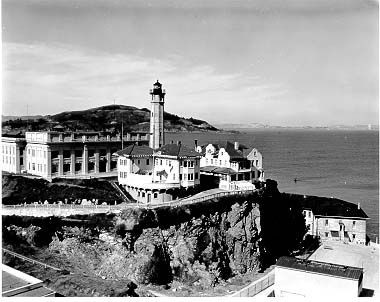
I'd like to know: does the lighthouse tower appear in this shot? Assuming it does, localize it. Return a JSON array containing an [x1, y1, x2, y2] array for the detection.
[[149, 80, 165, 149]]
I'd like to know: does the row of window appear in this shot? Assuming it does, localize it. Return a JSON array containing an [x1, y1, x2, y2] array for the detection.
[[28, 148, 47, 159], [2, 155, 15, 165], [324, 232, 357, 240], [28, 162, 47, 173], [2, 145, 16, 155], [179, 173, 198, 181], [324, 219, 357, 229]]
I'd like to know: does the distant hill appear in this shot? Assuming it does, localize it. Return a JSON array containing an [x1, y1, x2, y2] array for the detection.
[[2, 105, 219, 134]]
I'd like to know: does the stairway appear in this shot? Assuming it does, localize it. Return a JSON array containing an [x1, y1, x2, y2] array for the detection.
[[109, 181, 135, 203]]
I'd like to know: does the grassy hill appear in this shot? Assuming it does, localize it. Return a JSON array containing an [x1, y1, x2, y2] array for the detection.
[[2, 105, 218, 134]]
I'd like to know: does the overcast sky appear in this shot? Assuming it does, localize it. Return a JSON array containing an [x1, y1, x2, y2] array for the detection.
[[2, 0, 378, 126]]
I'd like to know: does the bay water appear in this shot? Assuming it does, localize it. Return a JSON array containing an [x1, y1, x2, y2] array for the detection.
[[167, 130, 379, 241]]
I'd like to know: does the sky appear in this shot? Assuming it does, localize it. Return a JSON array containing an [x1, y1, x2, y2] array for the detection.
[[2, 0, 379, 126]]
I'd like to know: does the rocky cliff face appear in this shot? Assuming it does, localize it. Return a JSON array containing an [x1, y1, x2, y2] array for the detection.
[[113, 195, 261, 287]]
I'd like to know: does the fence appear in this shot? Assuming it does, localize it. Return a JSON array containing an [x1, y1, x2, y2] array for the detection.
[[2, 248, 64, 272], [229, 270, 275, 297], [2, 189, 257, 216]]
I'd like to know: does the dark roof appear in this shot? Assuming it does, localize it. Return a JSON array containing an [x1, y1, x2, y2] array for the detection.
[[114, 144, 153, 157], [200, 166, 237, 175], [202, 141, 249, 159], [276, 256, 363, 280], [155, 143, 201, 158], [294, 194, 368, 219]]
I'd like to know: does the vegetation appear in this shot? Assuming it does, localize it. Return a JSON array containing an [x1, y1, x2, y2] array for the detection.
[[2, 104, 218, 134]]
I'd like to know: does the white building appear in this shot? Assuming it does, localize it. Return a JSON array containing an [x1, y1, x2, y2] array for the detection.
[[197, 141, 264, 190], [116, 142, 201, 204], [275, 256, 363, 298], [149, 80, 165, 149], [1, 136, 26, 174], [300, 196, 368, 245], [23, 131, 149, 180]]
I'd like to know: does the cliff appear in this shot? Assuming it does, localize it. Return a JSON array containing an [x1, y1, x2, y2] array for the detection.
[[2, 181, 309, 296], [2, 105, 219, 133]]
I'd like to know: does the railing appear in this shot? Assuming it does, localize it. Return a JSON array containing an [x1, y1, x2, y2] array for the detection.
[[229, 270, 275, 297], [2, 248, 64, 272], [2, 189, 256, 214]]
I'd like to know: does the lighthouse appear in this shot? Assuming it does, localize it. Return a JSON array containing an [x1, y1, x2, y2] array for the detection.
[[149, 80, 165, 149]]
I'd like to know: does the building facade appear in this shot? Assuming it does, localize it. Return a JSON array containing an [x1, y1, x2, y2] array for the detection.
[[116, 143, 201, 204], [275, 256, 363, 298], [301, 198, 368, 245], [197, 141, 264, 190], [149, 81, 165, 149], [24, 131, 149, 180], [1, 136, 26, 174]]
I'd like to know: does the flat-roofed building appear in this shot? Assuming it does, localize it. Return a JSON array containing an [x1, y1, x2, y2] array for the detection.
[[2, 264, 56, 297], [274, 256, 363, 298], [299, 196, 369, 245], [24, 131, 149, 180], [1, 136, 26, 174]]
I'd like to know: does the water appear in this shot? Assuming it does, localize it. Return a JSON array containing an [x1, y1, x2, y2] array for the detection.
[[167, 130, 379, 240]]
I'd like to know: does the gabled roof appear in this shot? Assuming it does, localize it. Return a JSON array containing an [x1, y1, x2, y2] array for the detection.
[[203, 141, 249, 159], [276, 256, 363, 280], [114, 144, 153, 157], [155, 143, 201, 158], [293, 194, 368, 219]]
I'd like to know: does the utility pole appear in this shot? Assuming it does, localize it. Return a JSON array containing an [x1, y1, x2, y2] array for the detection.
[[121, 112, 124, 149]]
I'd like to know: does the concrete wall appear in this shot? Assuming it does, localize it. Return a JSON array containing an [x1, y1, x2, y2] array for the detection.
[[275, 266, 361, 298], [2, 142, 21, 173], [316, 217, 366, 244]]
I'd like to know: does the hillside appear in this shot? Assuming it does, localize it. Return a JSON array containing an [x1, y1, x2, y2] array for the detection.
[[2, 105, 218, 134]]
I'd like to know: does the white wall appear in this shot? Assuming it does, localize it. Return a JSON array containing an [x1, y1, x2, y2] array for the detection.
[[25, 144, 50, 178], [275, 267, 360, 298]]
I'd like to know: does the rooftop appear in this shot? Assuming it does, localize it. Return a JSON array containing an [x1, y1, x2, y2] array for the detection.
[[155, 143, 201, 158], [293, 194, 369, 219], [202, 141, 249, 159], [200, 166, 237, 175], [276, 256, 363, 280], [114, 144, 154, 157]]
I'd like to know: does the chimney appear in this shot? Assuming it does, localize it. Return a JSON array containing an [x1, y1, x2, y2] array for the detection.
[[177, 140, 181, 146], [358, 202, 361, 210], [234, 141, 239, 150], [194, 139, 198, 150]]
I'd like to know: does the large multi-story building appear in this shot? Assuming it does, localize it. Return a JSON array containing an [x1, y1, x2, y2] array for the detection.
[[197, 141, 264, 190], [300, 196, 368, 245], [24, 131, 149, 180], [1, 136, 26, 174]]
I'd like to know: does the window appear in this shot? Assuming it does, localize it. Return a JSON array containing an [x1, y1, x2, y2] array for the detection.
[[63, 150, 71, 158], [44, 151, 47, 159], [179, 174, 182, 180], [219, 160, 222, 165], [325, 219, 328, 226], [169, 160, 171, 166], [146, 159, 150, 165], [137, 191, 140, 197], [160, 160, 162, 165], [154, 193, 158, 198], [188, 174, 194, 180], [184, 174, 187, 180], [32, 163, 35, 170], [308, 212, 311, 218], [88, 149, 95, 157], [303, 210, 306, 216], [184, 161, 187, 167], [142, 192, 145, 198], [210, 159, 213, 165], [325, 232, 329, 237], [75, 150, 82, 157], [353, 221, 356, 228], [138, 160, 140, 165], [352, 234, 356, 240], [195, 173, 199, 180]]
